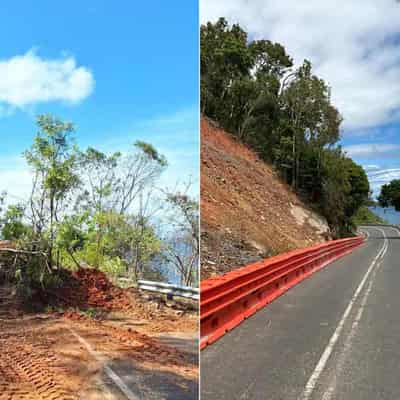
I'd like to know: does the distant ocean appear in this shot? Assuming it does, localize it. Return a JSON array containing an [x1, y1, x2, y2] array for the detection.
[[369, 206, 400, 225]]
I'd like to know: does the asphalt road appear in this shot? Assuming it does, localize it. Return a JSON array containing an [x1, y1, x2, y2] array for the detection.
[[91, 333, 199, 400], [104, 335, 199, 400], [201, 225, 400, 400]]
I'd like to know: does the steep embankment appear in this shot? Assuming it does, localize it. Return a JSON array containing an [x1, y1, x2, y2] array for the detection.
[[201, 117, 331, 279]]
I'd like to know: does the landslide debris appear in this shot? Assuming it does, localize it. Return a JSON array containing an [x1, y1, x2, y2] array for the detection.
[[201, 117, 331, 279], [0, 284, 197, 399], [53, 267, 197, 334]]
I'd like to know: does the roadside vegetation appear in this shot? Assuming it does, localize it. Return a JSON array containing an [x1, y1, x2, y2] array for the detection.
[[201, 18, 370, 237], [351, 206, 387, 226], [0, 115, 198, 295]]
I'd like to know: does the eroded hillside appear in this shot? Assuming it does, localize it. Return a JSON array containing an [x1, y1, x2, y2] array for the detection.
[[201, 117, 331, 280]]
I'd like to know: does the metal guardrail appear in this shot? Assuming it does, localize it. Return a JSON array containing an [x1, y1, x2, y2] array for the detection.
[[137, 279, 199, 300], [200, 236, 364, 350]]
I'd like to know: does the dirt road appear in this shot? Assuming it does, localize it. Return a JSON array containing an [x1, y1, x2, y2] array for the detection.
[[0, 286, 198, 399]]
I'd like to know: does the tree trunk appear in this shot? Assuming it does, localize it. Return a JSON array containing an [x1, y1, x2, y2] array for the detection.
[[292, 133, 296, 190]]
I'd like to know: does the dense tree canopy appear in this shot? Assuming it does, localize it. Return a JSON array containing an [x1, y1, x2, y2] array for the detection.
[[201, 18, 370, 236], [378, 180, 400, 211]]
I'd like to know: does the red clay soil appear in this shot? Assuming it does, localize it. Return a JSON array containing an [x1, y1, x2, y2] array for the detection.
[[0, 332, 78, 400], [0, 286, 79, 400], [201, 117, 331, 279], [56, 268, 197, 334], [57, 268, 128, 311], [0, 285, 197, 399], [63, 311, 192, 371]]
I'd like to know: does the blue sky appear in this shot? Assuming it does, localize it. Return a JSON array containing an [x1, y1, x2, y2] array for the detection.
[[201, 0, 400, 199], [342, 124, 400, 197], [0, 1, 199, 201]]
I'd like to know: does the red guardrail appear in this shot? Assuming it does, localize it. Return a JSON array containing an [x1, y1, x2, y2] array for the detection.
[[200, 236, 364, 350]]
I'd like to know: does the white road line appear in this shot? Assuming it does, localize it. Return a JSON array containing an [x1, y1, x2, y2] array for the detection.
[[299, 227, 387, 400], [321, 228, 388, 400], [388, 226, 400, 237], [68, 328, 140, 400], [358, 228, 369, 240]]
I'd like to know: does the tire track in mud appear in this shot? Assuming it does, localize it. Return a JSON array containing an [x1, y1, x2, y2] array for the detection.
[[0, 286, 77, 400], [0, 331, 77, 400]]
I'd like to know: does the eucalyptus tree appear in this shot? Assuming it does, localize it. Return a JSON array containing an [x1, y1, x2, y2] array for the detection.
[[162, 188, 199, 286], [278, 60, 341, 191], [74, 141, 167, 279], [24, 115, 80, 269]]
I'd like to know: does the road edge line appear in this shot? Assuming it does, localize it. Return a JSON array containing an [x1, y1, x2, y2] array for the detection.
[[321, 228, 388, 399], [299, 227, 387, 400], [68, 327, 140, 400]]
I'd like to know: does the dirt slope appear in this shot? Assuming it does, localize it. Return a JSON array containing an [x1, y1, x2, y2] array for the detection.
[[201, 117, 331, 279]]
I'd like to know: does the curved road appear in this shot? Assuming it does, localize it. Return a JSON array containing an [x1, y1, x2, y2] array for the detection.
[[201, 225, 400, 400]]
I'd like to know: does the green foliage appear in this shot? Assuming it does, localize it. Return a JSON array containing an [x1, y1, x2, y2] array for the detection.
[[25, 115, 80, 199], [351, 206, 387, 226], [15, 256, 64, 298], [99, 256, 126, 279], [0, 192, 5, 214], [344, 158, 370, 219], [80, 307, 101, 319], [77, 148, 121, 211], [0, 204, 30, 240], [201, 18, 293, 142], [201, 18, 253, 118], [0, 114, 176, 294], [134, 141, 168, 167], [64, 211, 161, 279], [320, 151, 370, 236], [378, 179, 400, 211], [23, 114, 80, 277], [201, 18, 369, 236]]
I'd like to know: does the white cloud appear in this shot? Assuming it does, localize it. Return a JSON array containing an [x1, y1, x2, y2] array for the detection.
[[0, 156, 33, 204], [366, 167, 400, 196], [344, 143, 400, 158], [364, 164, 381, 172], [201, 0, 400, 131], [368, 167, 400, 178], [0, 49, 94, 109]]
